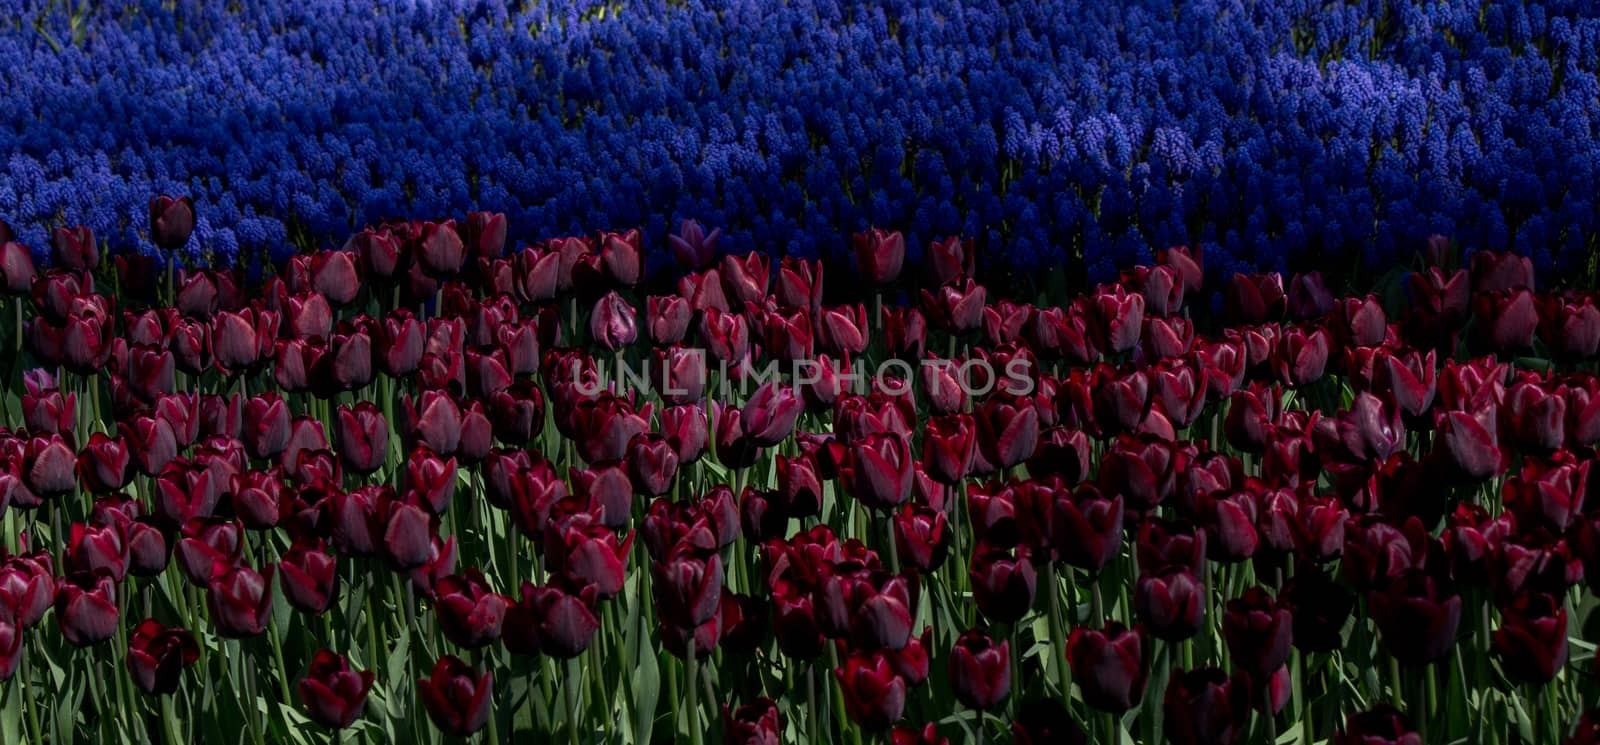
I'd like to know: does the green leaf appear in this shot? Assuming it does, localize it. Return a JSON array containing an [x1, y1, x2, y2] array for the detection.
[[630, 622, 661, 745]]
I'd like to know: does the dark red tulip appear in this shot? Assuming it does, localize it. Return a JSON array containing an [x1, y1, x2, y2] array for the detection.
[[1224, 272, 1285, 324], [1222, 587, 1293, 677], [55, 570, 119, 646], [627, 433, 679, 498], [279, 540, 339, 615], [67, 522, 128, 581], [544, 513, 632, 600], [1492, 591, 1568, 684], [504, 582, 600, 659], [974, 394, 1039, 469], [149, 195, 195, 249], [1569, 710, 1600, 745], [969, 543, 1036, 623], [590, 291, 638, 351], [1052, 484, 1125, 573], [1369, 568, 1462, 666], [332, 402, 389, 475], [435, 569, 510, 649], [883, 307, 927, 360], [647, 295, 692, 345], [723, 698, 781, 745], [0, 553, 55, 628], [1066, 622, 1148, 713], [947, 629, 1009, 710], [415, 220, 466, 277], [653, 546, 723, 628], [400, 391, 463, 456], [1475, 289, 1539, 353], [297, 649, 374, 730], [1470, 250, 1534, 293], [1278, 562, 1354, 653], [1431, 407, 1503, 482], [207, 563, 274, 638], [841, 433, 914, 512], [1287, 271, 1334, 320], [1163, 667, 1249, 745], [1334, 705, 1422, 745], [381, 496, 436, 570], [2, 623, 26, 681], [1136, 567, 1206, 641], [720, 252, 770, 305], [417, 655, 493, 736], [1271, 325, 1330, 387], [834, 653, 906, 730], [921, 278, 986, 332], [852, 229, 905, 285], [174, 518, 242, 586], [125, 619, 199, 695], [760, 307, 813, 361], [1099, 434, 1178, 511], [0, 241, 34, 295], [892, 504, 950, 573], [740, 382, 802, 447]]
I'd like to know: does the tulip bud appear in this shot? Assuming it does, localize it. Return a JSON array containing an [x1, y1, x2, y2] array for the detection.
[[1066, 622, 1148, 713], [947, 629, 1010, 710], [417, 655, 493, 736]]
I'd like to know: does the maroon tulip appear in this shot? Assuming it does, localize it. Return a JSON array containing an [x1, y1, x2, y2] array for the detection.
[[415, 220, 466, 277], [1066, 622, 1148, 713], [1222, 587, 1293, 677], [1224, 272, 1285, 324], [1368, 568, 1462, 666], [1492, 591, 1568, 684], [969, 543, 1036, 623], [279, 541, 339, 615], [1334, 706, 1422, 745], [55, 570, 119, 646], [0, 619, 19, 681], [1287, 271, 1334, 319], [647, 294, 693, 345], [834, 653, 907, 730], [297, 649, 374, 729], [1052, 484, 1125, 573], [417, 655, 493, 736], [174, 518, 242, 586], [435, 569, 510, 649], [841, 433, 914, 512], [922, 278, 986, 332], [852, 229, 905, 285], [723, 698, 782, 745], [883, 307, 927, 360], [1163, 667, 1249, 745], [333, 402, 389, 475], [1432, 407, 1503, 482], [921, 414, 977, 485], [0, 553, 55, 628], [741, 382, 803, 447], [1136, 567, 1206, 641], [504, 582, 600, 659], [125, 619, 199, 695], [628, 434, 680, 497], [207, 563, 274, 638], [653, 546, 723, 628], [67, 522, 128, 581], [590, 291, 638, 351], [892, 504, 950, 573], [1271, 325, 1330, 387], [21, 371, 74, 435], [1475, 289, 1539, 352], [974, 394, 1040, 469], [947, 629, 1010, 710], [149, 195, 195, 249]]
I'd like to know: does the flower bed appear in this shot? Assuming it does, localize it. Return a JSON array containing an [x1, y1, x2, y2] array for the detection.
[[0, 205, 1598, 743]]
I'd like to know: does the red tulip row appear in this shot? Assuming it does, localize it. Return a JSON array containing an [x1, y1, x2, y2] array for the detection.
[[1, 204, 1599, 744]]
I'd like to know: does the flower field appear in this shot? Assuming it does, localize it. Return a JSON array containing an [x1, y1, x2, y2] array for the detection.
[[6, 2, 1600, 745], [0, 204, 1598, 744]]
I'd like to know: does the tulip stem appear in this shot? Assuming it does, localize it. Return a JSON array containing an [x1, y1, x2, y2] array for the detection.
[[974, 711, 985, 745], [1043, 562, 1070, 708], [568, 657, 584, 745], [806, 665, 819, 744], [161, 693, 182, 745], [21, 643, 42, 745], [684, 643, 701, 745]]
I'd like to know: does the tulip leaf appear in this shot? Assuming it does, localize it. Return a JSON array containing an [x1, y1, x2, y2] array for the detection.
[[631, 640, 660, 745]]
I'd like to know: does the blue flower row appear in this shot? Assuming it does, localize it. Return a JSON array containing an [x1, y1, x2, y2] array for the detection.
[[2, 0, 1598, 282]]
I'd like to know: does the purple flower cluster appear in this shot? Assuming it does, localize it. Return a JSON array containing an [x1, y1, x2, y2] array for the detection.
[[2, 0, 1599, 282]]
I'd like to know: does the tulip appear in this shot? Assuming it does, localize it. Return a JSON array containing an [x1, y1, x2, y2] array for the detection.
[[653, 547, 723, 628], [149, 195, 195, 249], [415, 220, 466, 277], [775, 452, 823, 518], [332, 402, 389, 475], [1279, 563, 1355, 653], [55, 570, 119, 646], [435, 569, 510, 649], [1492, 591, 1568, 684], [922, 278, 986, 332], [720, 252, 770, 304], [67, 522, 128, 581], [883, 307, 927, 360], [1224, 272, 1285, 324], [1222, 587, 1293, 677], [0, 620, 19, 682], [382, 497, 437, 570], [0, 553, 55, 627], [969, 543, 1036, 623], [841, 433, 914, 512], [1052, 484, 1125, 573], [504, 582, 600, 658], [125, 619, 199, 696], [1066, 622, 1148, 713], [892, 504, 950, 573], [25, 433, 78, 496], [296, 649, 375, 730], [647, 294, 692, 345], [852, 228, 905, 285], [947, 629, 1010, 710], [741, 382, 803, 446], [174, 518, 242, 586], [1368, 568, 1462, 666], [208, 563, 274, 638], [975, 393, 1040, 469], [668, 219, 720, 269], [1136, 567, 1206, 641], [723, 698, 782, 745], [279, 541, 339, 615], [0, 241, 34, 294], [834, 653, 907, 730], [590, 291, 637, 351], [1163, 667, 1249, 745], [1334, 706, 1422, 745], [418, 655, 494, 736]]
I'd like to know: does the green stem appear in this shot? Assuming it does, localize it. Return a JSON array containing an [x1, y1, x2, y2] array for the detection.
[[567, 657, 584, 745], [685, 643, 701, 745], [1044, 562, 1070, 708]]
